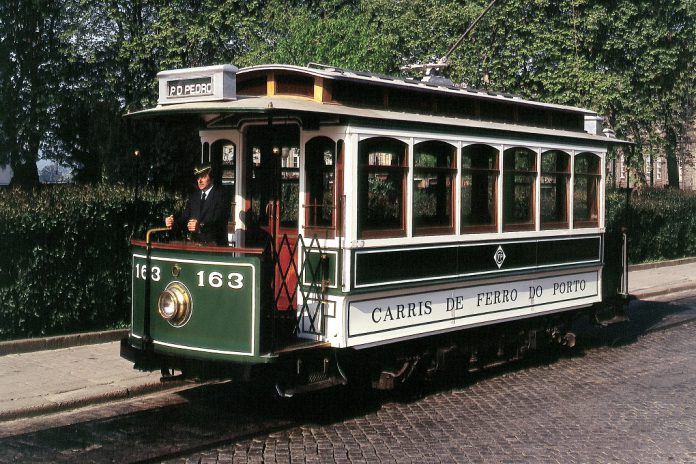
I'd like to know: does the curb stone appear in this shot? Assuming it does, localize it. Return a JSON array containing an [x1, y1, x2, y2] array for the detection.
[[0, 329, 128, 356], [633, 283, 696, 300], [628, 256, 696, 272], [0, 378, 189, 422]]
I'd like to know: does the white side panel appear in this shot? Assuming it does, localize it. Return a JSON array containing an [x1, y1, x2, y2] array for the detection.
[[346, 271, 599, 348]]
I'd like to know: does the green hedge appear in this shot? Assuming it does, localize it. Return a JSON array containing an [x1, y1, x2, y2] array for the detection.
[[1, 185, 695, 340], [606, 188, 696, 263], [0, 185, 181, 340]]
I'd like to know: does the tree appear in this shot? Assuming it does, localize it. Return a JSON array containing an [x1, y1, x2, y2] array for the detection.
[[0, 0, 67, 187], [2, 0, 693, 190], [40, 0, 266, 186], [594, 0, 695, 188], [39, 163, 71, 183]]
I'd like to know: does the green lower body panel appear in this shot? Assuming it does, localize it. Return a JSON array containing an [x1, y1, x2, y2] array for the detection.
[[129, 246, 270, 365]]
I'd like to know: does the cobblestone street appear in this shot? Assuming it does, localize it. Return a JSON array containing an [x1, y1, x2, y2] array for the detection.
[[2, 298, 696, 463], [175, 315, 696, 463]]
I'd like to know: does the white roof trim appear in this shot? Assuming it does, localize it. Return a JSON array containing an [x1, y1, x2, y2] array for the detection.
[[128, 96, 624, 145]]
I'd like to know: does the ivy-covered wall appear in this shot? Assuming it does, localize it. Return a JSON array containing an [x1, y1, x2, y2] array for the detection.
[[0, 185, 181, 340]]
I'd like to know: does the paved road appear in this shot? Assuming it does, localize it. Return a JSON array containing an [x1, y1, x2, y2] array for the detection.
[[170, 297, 696, 464], [1, 295, 696, 463]]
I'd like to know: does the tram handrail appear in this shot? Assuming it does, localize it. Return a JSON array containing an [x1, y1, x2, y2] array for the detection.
[[131, 237, 266, 255], [145, 227, 171, 244]]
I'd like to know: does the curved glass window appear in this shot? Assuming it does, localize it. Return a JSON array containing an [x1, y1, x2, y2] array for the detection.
[[358, 137, 408, 238], [540, 150, 570, 229], [461, 144, 499, 233], [574, 153, 601, 228], [503, 147, 537, 231], [413, 141, 456, 235]]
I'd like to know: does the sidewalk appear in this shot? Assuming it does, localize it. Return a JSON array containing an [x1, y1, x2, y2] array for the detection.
[[0, 342, 178, 421], [627, 258, 696, 299], [1, 260, 696, 423]]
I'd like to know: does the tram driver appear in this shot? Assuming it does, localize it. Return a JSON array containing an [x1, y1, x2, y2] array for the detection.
[[165, 164, 229, 246]]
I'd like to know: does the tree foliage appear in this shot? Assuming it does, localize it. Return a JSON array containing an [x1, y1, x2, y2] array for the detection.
[[0, 0, 694, 188], [0, 0, 69, 186]]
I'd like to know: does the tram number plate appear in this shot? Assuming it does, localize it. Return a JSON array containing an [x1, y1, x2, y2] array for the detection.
[[196, 270, 244, 289], [133, 264, 244, 290], [134, 264, 161, 281]]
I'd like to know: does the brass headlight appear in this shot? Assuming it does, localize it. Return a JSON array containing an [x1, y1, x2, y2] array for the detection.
[[157, 282, 192, 327]]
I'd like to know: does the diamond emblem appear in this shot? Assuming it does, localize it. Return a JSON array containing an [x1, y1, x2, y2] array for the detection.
[[494, 246, 506, 269]]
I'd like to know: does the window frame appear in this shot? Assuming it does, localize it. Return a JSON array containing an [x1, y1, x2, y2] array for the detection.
[[503, 147, 537, 232], [357, 137, 409, 239], [304, 136, 337, 238], [540, 150, 570, 230], [412, 140, 457, 236], [573, 152, 601, 229], [460, 144, 500, 234]]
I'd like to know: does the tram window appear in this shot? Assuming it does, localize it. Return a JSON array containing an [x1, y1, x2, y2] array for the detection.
[[275, 73, 314, 97], [503, 148, 537, 231], [436, 95, 476, 118], [358, 138, 408, 238], [574, 153, 601, 228], [279, 147, 300, 228], [413, 141, 456, 236], [211, 140, 236, 241], [389, 88, 432, 114], [237, 75, 267, 96], [540, 150, 570, 229], [305, 137, 336, 235], [332, 80, 383, 108], [551, 110, 584, 131], [518, 105, 548, 127], [461, 144, 498, 233], [480, 101, 515, 123]]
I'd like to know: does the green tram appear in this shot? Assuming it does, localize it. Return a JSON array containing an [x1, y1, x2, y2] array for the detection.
[[121, 63, 629, 394]]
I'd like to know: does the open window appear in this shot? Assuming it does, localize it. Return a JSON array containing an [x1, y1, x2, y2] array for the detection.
[[244, 124, 300, 247], [540, 150, 570, 229], [503, 147, 537, 231], [413, 141, 456, 236], [574, 153, 601, 228], [461, 144, 499, 233], [358, 137, 408, 238]]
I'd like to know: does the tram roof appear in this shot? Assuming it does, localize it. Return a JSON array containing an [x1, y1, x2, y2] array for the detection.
[[128, 63, 629, 145], [240, 63, 599, 116], [131, 95, 627, 146]]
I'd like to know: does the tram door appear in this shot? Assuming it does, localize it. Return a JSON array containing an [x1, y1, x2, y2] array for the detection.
[[245, 124, 300, 310], [210, 140, 236, 245]]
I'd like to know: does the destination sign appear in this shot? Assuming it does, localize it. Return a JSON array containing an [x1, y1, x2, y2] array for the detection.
[[348, 271, 599, 341], [166, 77, 214, 98], [157, 65, 237, 105]]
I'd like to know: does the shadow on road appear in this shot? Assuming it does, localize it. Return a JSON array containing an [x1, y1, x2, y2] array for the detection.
[[573, 296, 696, 349], [2, 295, 695, 463]]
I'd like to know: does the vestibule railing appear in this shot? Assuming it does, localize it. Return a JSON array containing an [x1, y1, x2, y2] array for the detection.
[[269, 233, 330, 344]]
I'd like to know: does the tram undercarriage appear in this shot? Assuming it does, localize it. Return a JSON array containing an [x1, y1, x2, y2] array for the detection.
[[123, 303, 617, 397]]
